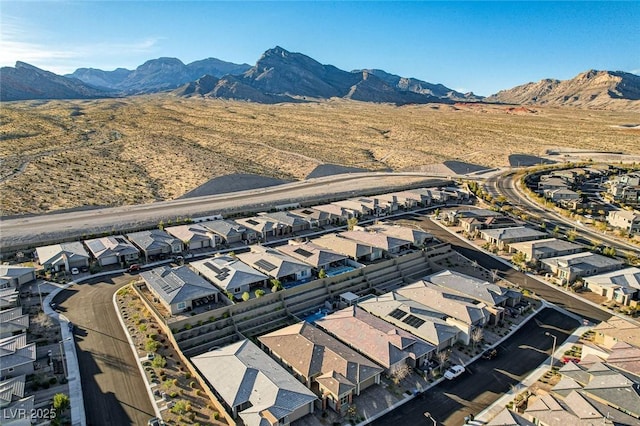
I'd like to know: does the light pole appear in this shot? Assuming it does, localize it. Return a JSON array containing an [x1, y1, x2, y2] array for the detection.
[[545, 332, 557, 370], [424, 412, 437, 426], [58, 337, 72, 379]]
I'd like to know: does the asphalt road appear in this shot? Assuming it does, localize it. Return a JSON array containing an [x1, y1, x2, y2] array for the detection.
[[400, 215, 612, 323], [371, 308, 579, 426], [53, 274, 155, 426], [1, 173, 451, 252]]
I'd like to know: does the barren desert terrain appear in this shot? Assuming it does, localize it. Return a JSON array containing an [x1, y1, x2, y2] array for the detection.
[[1, 95, 638, 215]]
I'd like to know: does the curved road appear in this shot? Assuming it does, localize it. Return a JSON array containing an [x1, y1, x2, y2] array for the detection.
[[487, 171, 639, 254], [53, 274, 155, 426], [1, 173, 453, 252]]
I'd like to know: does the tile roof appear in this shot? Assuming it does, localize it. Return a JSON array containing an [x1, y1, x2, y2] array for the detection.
[[0, 266, 35, 281], [140, 266, 218, 305], [237, 247, 311, 279], [0, 375, 25, 407], [258, 322, 382, 398], [164, 224, 215, 243], [339, 230, 409, 251], [191, 339, 317, 426], [35, 242, 89, 265], [313, 233, 374, 259], [190, 256, 267, 292], [541, 252, 624, 272], [424, 269, 516, 307], [0, 333, 35, 371], [276, 242, 347, 269], [584, 267, 640, 292], [315, 307, 434, 369], [480, 226, 548, 242], [201, 220, 247, 238], [126, 230, 181, 252], [84, 235, 139, 259], [509, 238, 584, 257]]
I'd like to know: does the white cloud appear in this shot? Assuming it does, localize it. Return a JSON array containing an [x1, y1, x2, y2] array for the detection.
[[0, 15, 162, 73]]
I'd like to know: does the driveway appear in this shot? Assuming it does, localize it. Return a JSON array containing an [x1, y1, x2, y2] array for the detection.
[[371, 307, 579, 426], [53, 274, 155, 426]]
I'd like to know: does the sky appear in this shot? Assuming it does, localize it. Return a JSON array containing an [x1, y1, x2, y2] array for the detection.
[[1, 1, 638, 96]]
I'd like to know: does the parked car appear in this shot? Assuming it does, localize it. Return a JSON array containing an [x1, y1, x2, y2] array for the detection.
[[444, 365, 465, 380], [147, 417, 165, 426], [147, 352, 155, 361], [128, 264, 141, 273], [482, 348, 498, 360], [70, 267, 79, 275]]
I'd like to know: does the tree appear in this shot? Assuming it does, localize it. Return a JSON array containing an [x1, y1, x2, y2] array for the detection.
[[270, 278, 283, 293], [152, 355, 167, 368], [347, 217, 358, 231], [145, 339, 159, 353], [255, 289, 265, 298], [390, 364, 411, 385], [566, 229, 577, 242], [436, 350, 450, 374], [552, 225, 560, 237], [171, 400, 191, 415], [53, 393, 70, 413], [471, 328, 484, 350], [241, 291, 250, 302], [318, 268, 327, 279], [512, 252, 526, 266], [603, 247, 617, 258]]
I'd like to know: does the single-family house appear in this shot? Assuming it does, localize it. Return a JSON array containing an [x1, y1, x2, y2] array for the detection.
[[0, 375, 26, 408], [376, 192, 417, 210], [234, 216, 281, 240], [289, 207, 342, 228], [259, 322, 383, 413], [358, 292, 461, 352], [164, 223, 220, 251], [315, 306, 435, 374], [396, 189, 432, 206], [258, 211, 311, 234], [0, 288, 19, 310], [486, 408, 535, 426], [332, 200, 373, 217], [538, 176, 570, 192], [35, 242, 89, 272], [362, 223, 433, 247], [396, 281, 491, 341], [480, 227, 548, 250], [0, 334, 35, 378], [0, 266, 35, 289], [540, 252, 624, 283], [544, 188, 581, 202], [126, 230, 182, 261], [276, 241, 349, 275], [191, 339, 317, 426], [339, 230, 411, 256], [140, 266, 219, 315], [583, 267, 640, 306], [190, 256, 267, 298], [313, 204, 357, 221], [84, 235, 140, 267], [445, 208, 502, 226], [0, 308, 29, 339], [607, 210, 640, 235], [509, 238, 584, 263], [424, 269, 522, 319], [236, 247, 312, 284], [201, 220, 257, 245], [459, 215, 522, 235], [313, 233, 383, 262], [591, 317, 640, 349], [353, 197, 397, 216]]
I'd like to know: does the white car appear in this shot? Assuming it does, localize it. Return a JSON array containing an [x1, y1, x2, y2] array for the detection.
[[444, 364, 465, 380], [70, 267, 79, 275]]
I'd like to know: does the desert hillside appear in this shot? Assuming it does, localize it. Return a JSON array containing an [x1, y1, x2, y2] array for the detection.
[[1, 96, 639, 215]]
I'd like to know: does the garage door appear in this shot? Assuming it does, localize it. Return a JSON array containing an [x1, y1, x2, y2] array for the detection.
[[100, 256, 118, 266]]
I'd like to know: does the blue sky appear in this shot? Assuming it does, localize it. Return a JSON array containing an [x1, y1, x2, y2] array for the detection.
[[1, 1, 638, 96]]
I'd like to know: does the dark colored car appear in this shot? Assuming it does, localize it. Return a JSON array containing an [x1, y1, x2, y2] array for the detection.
[[127, 264, 141, 273], [482, 348, 498, 360]]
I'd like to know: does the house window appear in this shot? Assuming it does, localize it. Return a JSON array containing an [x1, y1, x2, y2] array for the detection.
[[340, 394, 350, 405], [234, 288, 240, 293], [177, 302, 186, 310]]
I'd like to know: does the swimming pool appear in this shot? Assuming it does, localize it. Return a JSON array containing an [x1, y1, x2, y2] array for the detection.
[[303, 309, 329, 323], [326, 265, 355, 277]]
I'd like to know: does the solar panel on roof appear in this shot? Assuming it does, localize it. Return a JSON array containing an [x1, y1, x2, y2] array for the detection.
[[247, 219, 260, 226], [402, 315, 425, 328], [114, 237, 127, 244], [389, 308, 408, 320], [204, 262, 223, 274], [301, 209, 315, 215], [254, 259, 277, 272], [293, 248, 314, 258]]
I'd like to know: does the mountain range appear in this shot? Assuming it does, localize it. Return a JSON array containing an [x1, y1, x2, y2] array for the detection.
[[1, 46, 638, 109]]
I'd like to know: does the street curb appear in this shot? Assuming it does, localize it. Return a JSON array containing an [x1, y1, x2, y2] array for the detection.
[[42, 282, 86, 426], [112, 287, 163, 420]]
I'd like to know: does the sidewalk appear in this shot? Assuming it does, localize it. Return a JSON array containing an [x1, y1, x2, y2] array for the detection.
[[42, 283, 86, 426], [474, 324, 591, 423]]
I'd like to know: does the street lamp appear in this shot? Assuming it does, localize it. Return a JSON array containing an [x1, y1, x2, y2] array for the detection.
[[36, 282, 44, 311], [424, 412, 437, 426], [58, 337, 72, 379], [545, 332, 557, 370]]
